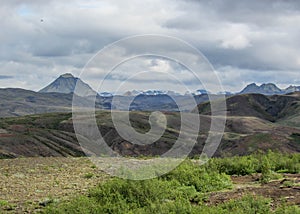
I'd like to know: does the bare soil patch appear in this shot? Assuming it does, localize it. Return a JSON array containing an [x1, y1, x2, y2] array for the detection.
[[207, 174, 300, 208]]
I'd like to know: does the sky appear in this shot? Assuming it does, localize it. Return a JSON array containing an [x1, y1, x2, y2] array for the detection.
[[0, 0, 300, 93]]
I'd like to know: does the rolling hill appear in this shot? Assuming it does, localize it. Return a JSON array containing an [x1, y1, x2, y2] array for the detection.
[[0, 104, 299, 158], [0, 88, 109, 117], [195, 92, 300, 125]]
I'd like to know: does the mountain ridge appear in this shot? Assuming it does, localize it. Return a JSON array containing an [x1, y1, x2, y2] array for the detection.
[[0, 73, 300, 118], [239, 83, 300, 95], [37, 73, 300, 96], [39, 73, 97, 97], [195, 92, 300, 125]]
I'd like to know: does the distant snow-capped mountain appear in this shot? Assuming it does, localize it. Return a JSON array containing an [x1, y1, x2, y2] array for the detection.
[[99, 92, 113, 97], [122, 90, 183, 96], [217, 91, 233, 95], [193, 89, 211, 96], [285, 85, 300, 93]]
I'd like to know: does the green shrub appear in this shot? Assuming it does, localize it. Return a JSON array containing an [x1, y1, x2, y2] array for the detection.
[[44, 154, 300, 213], [260, 156, 272, 184], [44, 160, 233, 213], [261, 151, 300, 174], [207, 151, 300, 175], [274, 204, 300, 214], [206, 155, 259, 175], [215, 195, 271, 214], [83, 173, 94, 179], [161, 160, 232, 192], [45, 178, 197, 214]]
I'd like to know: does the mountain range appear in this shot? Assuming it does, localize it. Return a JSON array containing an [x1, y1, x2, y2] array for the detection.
[[38, 73, 300, 97], [0, 73, 299, 117], [239, 83, 300, 95], [0, 73, 299, 158]]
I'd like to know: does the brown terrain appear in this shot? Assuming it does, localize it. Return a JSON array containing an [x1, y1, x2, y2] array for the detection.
[[0, 157, 109, 213], [0, 92, 300, 158], [0, 157, 299, 213], [208, 174, 300, 208]]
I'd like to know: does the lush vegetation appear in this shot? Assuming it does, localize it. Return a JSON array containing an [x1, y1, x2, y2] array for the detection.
[[44, 152, 300, 213], [206, 151, 300, 175]]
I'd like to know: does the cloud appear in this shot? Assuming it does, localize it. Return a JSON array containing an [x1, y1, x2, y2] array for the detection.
[[0, 0, 299, 93], [0, 75, 13, 79]]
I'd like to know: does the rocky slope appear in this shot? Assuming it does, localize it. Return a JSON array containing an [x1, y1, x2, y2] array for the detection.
[[240, 83, 300, 95], [39, 73, 97, 97]]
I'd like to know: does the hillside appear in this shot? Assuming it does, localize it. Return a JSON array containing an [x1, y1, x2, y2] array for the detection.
[[196, 92, 300, 124], [0, 88, 74, 117], [0, 109, 299, 159], [277, 93, 300, 128], [0, 88, 111, 118]]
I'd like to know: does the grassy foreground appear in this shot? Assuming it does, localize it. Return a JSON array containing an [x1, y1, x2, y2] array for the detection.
[[0, 151, 299, 213], [41, 151, 300, 214]]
